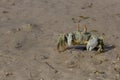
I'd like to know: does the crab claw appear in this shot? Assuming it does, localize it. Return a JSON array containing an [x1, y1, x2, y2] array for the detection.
[[86, 37, 98, 51]]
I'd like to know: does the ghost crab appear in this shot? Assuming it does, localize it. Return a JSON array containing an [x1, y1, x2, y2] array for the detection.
[[57, 23, 104, 53]]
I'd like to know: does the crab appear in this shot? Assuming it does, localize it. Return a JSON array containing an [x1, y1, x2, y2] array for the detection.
[[57, 23, 104, 53]]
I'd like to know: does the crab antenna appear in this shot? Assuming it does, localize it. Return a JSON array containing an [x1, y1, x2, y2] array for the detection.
[[77, 23, 80, 32]]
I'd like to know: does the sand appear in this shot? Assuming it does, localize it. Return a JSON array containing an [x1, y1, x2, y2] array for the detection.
[[0, 0, 120, 80]]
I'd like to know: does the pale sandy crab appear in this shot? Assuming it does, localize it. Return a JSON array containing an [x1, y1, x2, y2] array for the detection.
[[57, 23, 104, 53]]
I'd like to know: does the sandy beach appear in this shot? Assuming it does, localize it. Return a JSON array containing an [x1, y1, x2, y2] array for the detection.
[[0, 0, 120, 80]]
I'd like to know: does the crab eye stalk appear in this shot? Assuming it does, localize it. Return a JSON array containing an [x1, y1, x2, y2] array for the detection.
[[77, 23, 80, 32], [83, 25, 87, 33]]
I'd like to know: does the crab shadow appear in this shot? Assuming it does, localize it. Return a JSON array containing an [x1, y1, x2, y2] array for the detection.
[[67, 45, 86, 51], [67, 44, 115, 52], [103, 45, 115, 52]]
